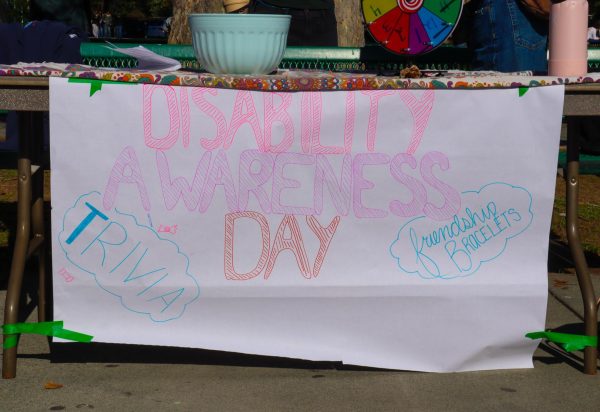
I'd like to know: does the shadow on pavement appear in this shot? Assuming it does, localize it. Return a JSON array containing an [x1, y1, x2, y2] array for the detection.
[[44, 323, 599, 373], [533, 342, 586, 372], [548, 237, 600, 274], [48, 341, 356, 371], [532, 323, 600, 374]]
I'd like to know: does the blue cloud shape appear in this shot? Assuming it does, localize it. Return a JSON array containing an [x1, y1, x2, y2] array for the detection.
[[59, 192, 200, 322], [389, 182, 533, 280]]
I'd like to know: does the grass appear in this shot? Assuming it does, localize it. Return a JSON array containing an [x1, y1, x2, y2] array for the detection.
[[0, 169, 17, 247], [552, 197, 600, 256], [551, 173, 600, 258]]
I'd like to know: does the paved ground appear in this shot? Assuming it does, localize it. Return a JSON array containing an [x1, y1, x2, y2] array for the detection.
[[0, 272, 599, 412]]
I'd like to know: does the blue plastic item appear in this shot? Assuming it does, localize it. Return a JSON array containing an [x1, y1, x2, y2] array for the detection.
[[188, 13, 291, 75]]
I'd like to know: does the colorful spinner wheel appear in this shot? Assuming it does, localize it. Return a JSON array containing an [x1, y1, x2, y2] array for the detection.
[[362, 0, 463, 55]]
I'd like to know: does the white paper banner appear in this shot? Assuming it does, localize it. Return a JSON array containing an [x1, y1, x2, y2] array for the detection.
[[49, 77, 564, 372]]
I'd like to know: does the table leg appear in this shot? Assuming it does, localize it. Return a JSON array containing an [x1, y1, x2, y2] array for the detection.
[[30, 113, 47, 324], [2, 112, 36, 378], [566, 117, 598, 375]]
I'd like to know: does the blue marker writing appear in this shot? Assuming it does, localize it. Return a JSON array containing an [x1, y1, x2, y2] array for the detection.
[[59, 192, 200, 322], [65, 202, 109, 244]]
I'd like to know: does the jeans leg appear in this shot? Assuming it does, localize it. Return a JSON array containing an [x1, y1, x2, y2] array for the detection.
[[469, 0, 501, 71], [505, 0, 548, 73], [469, 0, 548, 73]]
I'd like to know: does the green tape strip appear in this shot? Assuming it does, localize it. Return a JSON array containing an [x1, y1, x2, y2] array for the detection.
[[526, 331, 597, 352], [518, 87, 529, 97], [2, 321, 93, 349], [68, 78, 136, 96]]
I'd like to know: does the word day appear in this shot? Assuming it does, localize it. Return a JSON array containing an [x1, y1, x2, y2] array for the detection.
[[224, 212, 340, 281]]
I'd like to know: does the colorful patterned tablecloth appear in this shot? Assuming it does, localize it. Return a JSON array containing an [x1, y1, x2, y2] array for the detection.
[[2, 63, 600, 91]]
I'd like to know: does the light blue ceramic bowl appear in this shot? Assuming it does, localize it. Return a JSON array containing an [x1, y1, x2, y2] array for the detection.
[[188, 13, 291, 75]]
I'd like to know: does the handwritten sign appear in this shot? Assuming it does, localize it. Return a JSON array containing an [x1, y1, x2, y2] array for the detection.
[[49, 78, 564, 372]]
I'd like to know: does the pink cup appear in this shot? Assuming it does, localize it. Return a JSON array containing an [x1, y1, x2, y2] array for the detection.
[[548, 0, 589, 76]]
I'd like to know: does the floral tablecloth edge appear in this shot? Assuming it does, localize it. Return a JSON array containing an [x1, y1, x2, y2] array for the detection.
[[2, 63, 600, 91]]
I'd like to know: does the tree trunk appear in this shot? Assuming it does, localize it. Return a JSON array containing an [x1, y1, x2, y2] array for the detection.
[[169, 0, 365, 46], [169, 0, 223, 44], [334, 0, 364, 47]]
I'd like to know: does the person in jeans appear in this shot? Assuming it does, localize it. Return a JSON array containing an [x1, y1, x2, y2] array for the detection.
[[247, 0, 338, 47], [467, 0, 548, 73], [467, 0, 600, 154]]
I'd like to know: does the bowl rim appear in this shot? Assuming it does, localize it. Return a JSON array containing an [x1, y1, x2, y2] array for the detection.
[[188, 13, 291, 20]]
